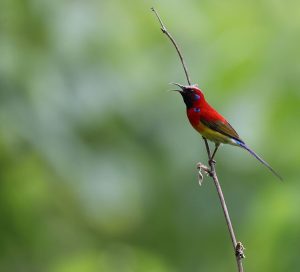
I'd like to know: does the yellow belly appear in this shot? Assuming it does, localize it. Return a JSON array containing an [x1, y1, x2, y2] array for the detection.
[[194, 123, 232, 144]]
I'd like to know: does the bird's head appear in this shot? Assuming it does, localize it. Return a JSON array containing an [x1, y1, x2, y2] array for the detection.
[[171, 83, 204, 108]]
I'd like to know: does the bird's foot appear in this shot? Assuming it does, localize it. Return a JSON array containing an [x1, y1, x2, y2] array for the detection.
[[209, 158, 216, 165]]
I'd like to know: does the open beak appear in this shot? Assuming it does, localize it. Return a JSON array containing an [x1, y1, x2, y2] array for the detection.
[[169, 82, 186, 93]]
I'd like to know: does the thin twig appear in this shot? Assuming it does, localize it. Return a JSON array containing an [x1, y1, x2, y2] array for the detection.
[[151, 7, 245, 272], [209, 157, 245, 271], [151, 7, 191, 85]]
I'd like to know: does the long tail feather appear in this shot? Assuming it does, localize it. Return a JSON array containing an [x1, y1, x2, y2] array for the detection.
[[236, 141, 282, 181]]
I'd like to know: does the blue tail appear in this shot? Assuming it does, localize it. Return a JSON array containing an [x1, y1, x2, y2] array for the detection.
[[235, 140, 282, 181]]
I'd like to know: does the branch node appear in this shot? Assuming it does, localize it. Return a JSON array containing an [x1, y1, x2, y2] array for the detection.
[[161, 28, 167, 34], [235, 242, 246, 259]]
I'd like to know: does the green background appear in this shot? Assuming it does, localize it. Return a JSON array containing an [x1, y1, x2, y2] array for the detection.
[[0, 0, 299, 271]]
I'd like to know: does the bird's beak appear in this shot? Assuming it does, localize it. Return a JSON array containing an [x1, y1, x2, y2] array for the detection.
[[169, 82, 186, 93], [168, 89, 182, 92]]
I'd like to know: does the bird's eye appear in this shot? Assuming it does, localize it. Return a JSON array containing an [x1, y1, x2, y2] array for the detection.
[[194, 108, 200, 112]]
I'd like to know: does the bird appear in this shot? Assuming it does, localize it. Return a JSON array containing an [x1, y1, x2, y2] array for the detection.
[[172, 82, 282, 180]]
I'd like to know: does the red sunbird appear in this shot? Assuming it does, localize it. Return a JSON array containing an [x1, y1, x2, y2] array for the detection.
[[172, 83, 282, 180]]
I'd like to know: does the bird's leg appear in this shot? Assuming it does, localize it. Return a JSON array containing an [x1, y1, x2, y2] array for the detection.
[[209, 143, 220, 164], [202, 137, 211, 158]]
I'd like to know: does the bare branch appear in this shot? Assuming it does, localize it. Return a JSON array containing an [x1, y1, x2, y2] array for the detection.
[[151, 7, 191, 85], [209, 160, 245, 271]]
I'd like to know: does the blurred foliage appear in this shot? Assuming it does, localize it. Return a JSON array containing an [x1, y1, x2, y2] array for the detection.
[[0, 0, 300, 271]]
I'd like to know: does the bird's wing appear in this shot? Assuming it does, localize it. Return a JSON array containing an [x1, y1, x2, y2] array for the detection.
[[200, 117, 243, 142]]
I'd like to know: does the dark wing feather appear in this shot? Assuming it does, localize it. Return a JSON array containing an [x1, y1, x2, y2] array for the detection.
[[200, 118, 243, 143]]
